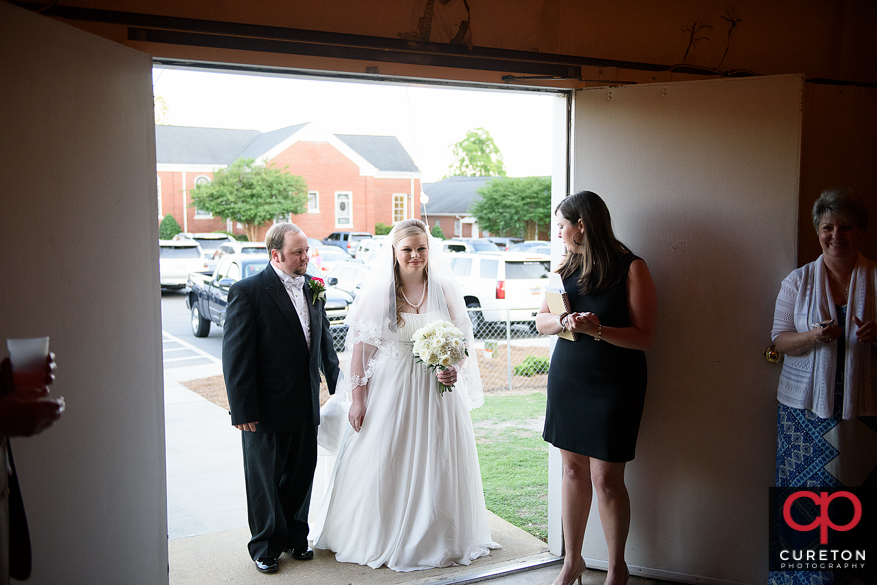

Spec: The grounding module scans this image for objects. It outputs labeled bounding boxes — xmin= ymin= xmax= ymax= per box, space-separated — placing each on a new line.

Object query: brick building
xmin=156 ymin=122 xmax=422 ymax=241
xmin=420 ymin=175 xmax=488 ymax=239
xmin=422 ymin=175 xmax=550 ymax=240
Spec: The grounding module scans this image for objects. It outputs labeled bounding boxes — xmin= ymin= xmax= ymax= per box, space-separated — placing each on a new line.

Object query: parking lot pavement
xmin=164 ymin=364 xmax=248 ymax=539
xmin=164 ymin=361 xmax=337 ymax=540
xmin=163 ymin=331 xmax=220 ymax=369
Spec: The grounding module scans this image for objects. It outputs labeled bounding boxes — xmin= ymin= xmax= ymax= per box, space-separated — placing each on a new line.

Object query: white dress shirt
xmin=272 ymin=264 xmax=310 ymax=350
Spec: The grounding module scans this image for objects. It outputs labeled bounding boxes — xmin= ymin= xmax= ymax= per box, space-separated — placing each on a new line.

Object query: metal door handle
xmin=765 ymin=345 xmax=781 ymax=363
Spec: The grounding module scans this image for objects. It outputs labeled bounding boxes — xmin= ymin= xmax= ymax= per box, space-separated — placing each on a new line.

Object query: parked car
xmin=310 ymin=245 xmax=354 ymax=276
xmin=486 ymin=236 xmax=524 ymax=251
xmin=442 ymin=241 xmax=476 ymax=254
xmin=325 ymin=262 xmax=371 ymax=299
xmin=186 ymin=254 xmax=350 ymax=339
xmin=308 ymin=237 xmax=344 ymax=253
xmin=322 ymin=231 xmax=373 ymax=255
xmin=508 ymin=242 xmax=552 ymax=256
xmin=447 ymin=252 xmax=551 ymax=336
xmin=172 ymin=232 xmax=236 ymax=270
xmin=322 ymin=262 xmax=375 ymax=350
xmin=159 ymin=240 xmax=207 ymax=290
xmin=450 ymin=238 xmax=502 ymax=254
xmin=524 ymin=244 xmax=552 ymax=256
xmin=508 ymin=240 xmax=550 ymax=252
xmin=212 ymin=241 xmax=268 ymax=261
xmin=354 ymin=238 xmax=385 ymax=263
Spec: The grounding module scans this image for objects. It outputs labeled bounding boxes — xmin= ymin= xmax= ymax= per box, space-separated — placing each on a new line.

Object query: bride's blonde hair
xmin=392 ymin=219 xmax=429 ymax=326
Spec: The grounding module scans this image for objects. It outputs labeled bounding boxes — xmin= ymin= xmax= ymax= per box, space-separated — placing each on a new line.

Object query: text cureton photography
xmin=769 ymin=487 xmax=874 ymax=572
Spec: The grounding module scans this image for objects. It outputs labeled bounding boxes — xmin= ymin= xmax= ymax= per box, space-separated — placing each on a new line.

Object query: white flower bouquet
xmin=411 ymin=320 xmax=469 ymax=395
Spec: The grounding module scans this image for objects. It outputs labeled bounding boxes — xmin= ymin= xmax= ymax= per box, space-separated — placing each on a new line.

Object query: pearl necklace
xmin=401 ymin=281 xmax=427 ymax=309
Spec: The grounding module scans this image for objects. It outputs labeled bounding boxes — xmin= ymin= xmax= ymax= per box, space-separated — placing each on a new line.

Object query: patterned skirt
xmin=770 ymin=307 xmax=877 ymax=585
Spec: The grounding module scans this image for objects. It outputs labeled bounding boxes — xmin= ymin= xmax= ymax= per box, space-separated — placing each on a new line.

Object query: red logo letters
xmin=783 ymin=491 xmax=862 ymax=545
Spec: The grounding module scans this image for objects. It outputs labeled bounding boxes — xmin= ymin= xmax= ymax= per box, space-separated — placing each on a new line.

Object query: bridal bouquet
xmin=411 ymin=320 xmax=468 ymax=395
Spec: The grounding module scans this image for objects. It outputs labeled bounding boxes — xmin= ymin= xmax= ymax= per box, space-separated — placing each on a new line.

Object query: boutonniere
xmin=309 ymin=277 xmax=327 ymax=305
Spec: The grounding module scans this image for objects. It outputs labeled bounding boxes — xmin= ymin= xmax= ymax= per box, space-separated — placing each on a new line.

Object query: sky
xmin=152 ymin=67 xmax=559 ymax=183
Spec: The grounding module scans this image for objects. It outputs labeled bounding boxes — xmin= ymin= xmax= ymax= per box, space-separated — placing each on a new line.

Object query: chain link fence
xmin=327 ymin=307 xmax=549 ymax=394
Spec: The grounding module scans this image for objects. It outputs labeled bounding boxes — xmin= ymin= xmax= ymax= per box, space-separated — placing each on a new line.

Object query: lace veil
xmin=339 ymin=221 xmax=484 ymax=410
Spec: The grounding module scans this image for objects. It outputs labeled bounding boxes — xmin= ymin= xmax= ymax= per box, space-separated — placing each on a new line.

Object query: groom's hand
xmin=235 ymin=421 xmax=258 ymax=432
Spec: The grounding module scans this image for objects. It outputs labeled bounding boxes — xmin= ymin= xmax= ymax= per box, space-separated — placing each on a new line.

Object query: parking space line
xmin=163 ymin=355 xmax=210 ymax=363
xmin=161 ymin=331 xmax=222 ymax=364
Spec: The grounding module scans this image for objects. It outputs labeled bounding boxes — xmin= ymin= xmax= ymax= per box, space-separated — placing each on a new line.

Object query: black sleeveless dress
xmin=543 ymin=254 xmax=648 ymax=462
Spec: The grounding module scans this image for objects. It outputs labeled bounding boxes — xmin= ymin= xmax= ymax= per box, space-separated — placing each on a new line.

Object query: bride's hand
xmin=436 ymin=366 xmax=457 ymax=386
xmin=348 ymin=399 xmax=366 ymax=433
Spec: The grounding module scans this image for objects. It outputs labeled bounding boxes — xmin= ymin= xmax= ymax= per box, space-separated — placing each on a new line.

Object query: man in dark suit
xmin=222 ymin=222 xmax=340 ymax=574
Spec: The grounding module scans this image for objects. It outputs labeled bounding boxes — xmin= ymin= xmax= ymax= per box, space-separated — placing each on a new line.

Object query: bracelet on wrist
xmin=594 ymin=324 xmax=602 ymax=342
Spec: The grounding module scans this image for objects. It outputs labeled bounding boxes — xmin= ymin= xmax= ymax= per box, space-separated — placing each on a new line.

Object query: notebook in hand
xmin=546 ymin=274 xmax=577 ymax=341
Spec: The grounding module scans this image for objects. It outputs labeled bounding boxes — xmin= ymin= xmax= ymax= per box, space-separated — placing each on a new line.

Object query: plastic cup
xmin=7 ymin=337 xmax=49 ymax=392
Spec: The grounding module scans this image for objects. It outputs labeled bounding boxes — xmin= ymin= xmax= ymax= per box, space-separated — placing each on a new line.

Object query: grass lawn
xmin=471 ymin=392 xmax=548 ymax=541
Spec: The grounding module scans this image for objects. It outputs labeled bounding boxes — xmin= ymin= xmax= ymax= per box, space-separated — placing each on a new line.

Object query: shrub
xmin=431 ymin=225 xmax=446 ymax=239
xmin=513 ymin=355 xmax=549 ymax=377
xmin=375 ymin=222 xmax=392 ymax=236
xmin=159 ymin=215 xmax=182 ymax=240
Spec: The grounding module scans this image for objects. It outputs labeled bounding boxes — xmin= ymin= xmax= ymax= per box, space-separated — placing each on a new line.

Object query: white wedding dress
xmin=311 ymin=310 xmax=500 ymax=571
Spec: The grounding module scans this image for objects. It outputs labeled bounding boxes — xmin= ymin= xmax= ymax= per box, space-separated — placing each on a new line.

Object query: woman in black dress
xmin=536 ymin=191 xmax=657 ymax=585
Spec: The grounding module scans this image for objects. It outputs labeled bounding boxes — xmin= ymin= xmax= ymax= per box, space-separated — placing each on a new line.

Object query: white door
xmin=563 ymin=75 xmax=802 ymax=583
xmin=0 ymin=4 xmax=167 ymax=584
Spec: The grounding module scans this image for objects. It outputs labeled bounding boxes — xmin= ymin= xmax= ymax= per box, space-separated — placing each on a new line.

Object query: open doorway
xmin=156 ymin=65 xmax=569 ymax=582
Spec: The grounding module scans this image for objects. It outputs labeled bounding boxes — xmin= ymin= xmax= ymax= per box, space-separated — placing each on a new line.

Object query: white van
xmin=447 ymin=252 xmax=551 ymax=336
xmin=159 ymin=240 xmax=207 ymax=290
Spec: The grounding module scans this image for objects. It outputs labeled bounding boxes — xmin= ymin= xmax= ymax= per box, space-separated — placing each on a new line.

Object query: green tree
xmin=430 ymin=224 xmax=446 ymax=239
xmin=159 ymin=214 xmax=182 ymax=240
xmin=447 ymin=127 xmax=507 ymax=177
xmin=374 ymin=222 xmax=392 ymax=236
xmin=188 ymin=158 xmax=308 ymax=242
xmin=471 ymin=176 xmax=551 ymax=239
xmin=154 ymin=96 xmax=170 ymax=125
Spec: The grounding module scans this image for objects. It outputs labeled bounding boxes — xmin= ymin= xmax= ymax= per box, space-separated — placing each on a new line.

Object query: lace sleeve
xmin=338 ymin=337 xmax=392 ymax=403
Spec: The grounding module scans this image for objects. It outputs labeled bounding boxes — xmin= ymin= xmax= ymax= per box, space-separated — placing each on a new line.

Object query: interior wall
xmin=43 ymin=0 xmax=877 ymax=88
xmin=571 ymin=75 xmax=802 ymax=584
xmin=798 ymin=83 xmax=877 ymax=265
xmin=0 ymin=4 xmax=168 ymax=584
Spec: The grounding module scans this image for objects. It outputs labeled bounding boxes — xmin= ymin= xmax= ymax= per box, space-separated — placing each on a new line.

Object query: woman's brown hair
xmin=555 ymin=191 xmax=631 ymax=295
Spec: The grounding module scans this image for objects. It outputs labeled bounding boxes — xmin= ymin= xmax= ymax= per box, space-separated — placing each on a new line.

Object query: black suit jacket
xmin=222 ymin=265 xmax=339 ymax=432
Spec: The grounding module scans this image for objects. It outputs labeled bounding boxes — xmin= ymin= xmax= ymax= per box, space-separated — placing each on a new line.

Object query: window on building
xmin=335 ymin=192 xmax=352 ymax=227
xmin=393 ymin=193 xmax=406 ymax=223
xmin=308 ymin=191 xmax=319 ymax=213
xmin=193 ymin=175 xmax=212 ymax=219
xmin=157 ymin=176 xmax=162 ymax=220
xmin=454 ymin=218 xmax=462 ymax=237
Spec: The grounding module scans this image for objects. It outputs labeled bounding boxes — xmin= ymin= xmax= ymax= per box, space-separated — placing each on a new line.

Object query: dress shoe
xmin=552 ymin=556 xmax=586 ymax=585
xmin=254 ymin=557 xmax=279 ymax=573
xmin=286 ymin=546 xmax=314 ymax=561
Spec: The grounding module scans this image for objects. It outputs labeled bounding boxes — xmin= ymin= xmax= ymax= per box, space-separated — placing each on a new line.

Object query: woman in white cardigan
xmin=770 ymin=188 xmax=876 ymax=585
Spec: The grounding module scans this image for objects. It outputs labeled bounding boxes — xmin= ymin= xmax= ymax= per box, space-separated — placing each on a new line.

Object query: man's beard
xmin=278 ymin=251 xmax=308 ymax=275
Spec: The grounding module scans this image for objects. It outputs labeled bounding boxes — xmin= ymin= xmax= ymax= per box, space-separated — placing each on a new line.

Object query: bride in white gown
xmin=311 ymin=219 xmax=499 ymax=572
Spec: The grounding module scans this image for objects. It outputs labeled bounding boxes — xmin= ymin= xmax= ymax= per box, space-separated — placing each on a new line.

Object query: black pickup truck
xmin=185 ymin=254 xmax=351 ymax=346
